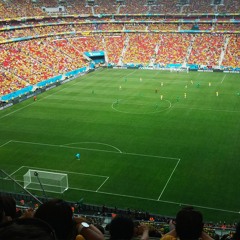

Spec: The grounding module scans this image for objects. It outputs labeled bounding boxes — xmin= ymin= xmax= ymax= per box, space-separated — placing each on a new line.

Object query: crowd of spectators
xmin=150 ymin=0 xmax=181 ymax=14
xmin=148 ymin=23 xmax=178 ymax=31
xmin=0 ymin=1 xmax=239 ymax=97
xmin=124 ymin=23 xmax=147 ymax=31
xmin=0 ymin=0 xmax=239 ymax=18
xmin=94 ymin=0 xmax=118 ymax=14
xmin=182 ymin=0 xmax=215 ymax=14
xmin=64 ymin=0 xmax=92 ymax=14
xmin=123 ymin=33 xmax=159 ymax=64
xmin=222 ymin=35 xmax=240 ymax=68
xmin=155 ymin=33 xmax=192 ymax=65
xmin=1 ymin=20 xmax=238 ymax=43
xmin=1 ymin=194 xmax=239 ymax=240
xmin=104 ymin=35 xmax=125 ymax=64
xmin=0 ymin=29 xmax=239 ymax=96
xmin=188 ymin=33 xmax=225 ymax=66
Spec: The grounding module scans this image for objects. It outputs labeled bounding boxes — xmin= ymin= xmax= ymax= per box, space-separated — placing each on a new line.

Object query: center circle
xmin=112 ymin=98 xmax=171 ymax=114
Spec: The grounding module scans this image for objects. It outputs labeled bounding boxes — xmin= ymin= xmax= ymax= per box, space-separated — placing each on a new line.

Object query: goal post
xmin=23 ymin=169 xmax=68 ymax=194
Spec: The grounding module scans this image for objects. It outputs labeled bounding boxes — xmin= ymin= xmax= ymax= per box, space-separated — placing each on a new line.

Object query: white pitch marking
xmin=221 ymin=74 xmax=226 ymax=84
xmin=9 ymin=166 xmax=25 ymax=177
xmin=124 ymin=151 xmax=179 ymax=161
xmin=12 ymin=140 xmax=179 ymax=161
xmin=158 ymin=159 xmax=181 ymax=200
xmin=22 ymin=166 xmax=109 ymax=178
xmin=0 ymin=140 xmax=12 ymax=148
xmin=64 ymin=142 xmax=122 ymax=153
xmin=8 ymin=176 xmax=238 ymax=214
xmin=95 ymin=190 xmax=238 ymax=214
xmin=96 ymin=177 xmax=109 ymax=192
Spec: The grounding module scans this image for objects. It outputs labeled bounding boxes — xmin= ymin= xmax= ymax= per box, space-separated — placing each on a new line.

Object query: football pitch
xmin=0 ymin=68 xmax=240 ymax=223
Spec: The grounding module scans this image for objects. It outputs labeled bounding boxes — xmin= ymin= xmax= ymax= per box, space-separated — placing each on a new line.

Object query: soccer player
xmin=209 ymin=82 xmax=211 ymax=87
xmin=76 ymin=153 xmax=80 ymax=160
xmin=184 ymin=93 xmax=187 ymax=98
xmin=33 ymin=96 xmax=37 ymax=101
xmin=216 ymin=91 xmax=219 ymax=97
xmin=160 ymin=95 xmax=163 ymax=100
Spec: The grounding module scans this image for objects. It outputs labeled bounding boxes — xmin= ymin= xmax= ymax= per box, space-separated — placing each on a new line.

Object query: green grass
xmin=0 ymin=69 xmax=240 ymax=223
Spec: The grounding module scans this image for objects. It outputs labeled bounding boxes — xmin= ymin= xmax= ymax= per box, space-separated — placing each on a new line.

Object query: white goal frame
xmin=23 ymin=169 xmax=68 ymax=194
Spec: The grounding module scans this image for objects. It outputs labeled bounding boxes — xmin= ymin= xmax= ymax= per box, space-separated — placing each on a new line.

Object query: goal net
xmin=23 ymin=169 xmax=68 ymax=194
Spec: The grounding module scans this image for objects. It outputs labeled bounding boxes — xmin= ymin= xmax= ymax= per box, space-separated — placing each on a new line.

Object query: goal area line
xmin=6 ymin=165 xmax=239 ymax=215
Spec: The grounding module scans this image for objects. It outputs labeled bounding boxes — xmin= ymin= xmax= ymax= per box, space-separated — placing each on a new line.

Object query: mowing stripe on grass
xmin=0 ymin=70 xmax=103 ymax=119
xmin=172 ymin=106 xmax=240 ymax=113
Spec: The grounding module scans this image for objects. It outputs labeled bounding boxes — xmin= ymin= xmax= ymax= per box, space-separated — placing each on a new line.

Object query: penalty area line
xmin=158 ymin=159 xmax=181 ymax=200
xmin=11 ymin=140 xmax=179 ymax=161
xmin=96 ymin=177 xmax=109 ymax=192
xmin=9 ymin=166 xmax=25 ymax=177
xmin=0 ymin=140 xmax=12 ymax=148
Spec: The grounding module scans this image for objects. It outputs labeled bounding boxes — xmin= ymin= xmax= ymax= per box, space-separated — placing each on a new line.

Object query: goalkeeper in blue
xmin=76 ymin=153 xmax=80 ymax=160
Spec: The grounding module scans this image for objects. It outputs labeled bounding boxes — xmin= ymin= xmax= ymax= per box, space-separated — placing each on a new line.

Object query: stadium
xmin=0 ymin=0 xmax=239 ymax=239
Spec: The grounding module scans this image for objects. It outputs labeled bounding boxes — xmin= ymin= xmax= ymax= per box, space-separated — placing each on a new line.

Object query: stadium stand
xmin=188 ymin=34 xmax=225 ymax=67
xmin=155 ymin=33 xmax=193 ymax=65
xmin=0 ymin=0 xmax=240 ymax=237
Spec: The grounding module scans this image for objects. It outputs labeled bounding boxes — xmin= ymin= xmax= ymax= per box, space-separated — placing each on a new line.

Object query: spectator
xmin=109 ymin=215 xmax=135 ymax=240
xmin=74 ymin=215 xmax=105 ymax=240
xmin=0 ymin=195 xmax=17 ymax=220
xmin=0 ymin=197 xmax=4 ymax=224
xmin=34 ymin=199 xmax=104 ymax=240
xmin=0 ymin=217 xmax=56 ymax=240
xmin=34 ymin=199 xmax=75 ymax=240
xmin=161 ymin=207 xmax=213 ymax=240
xmin=232 ymin=222 xmax=240 ymax=240
xmin=109 ymin=215 xmax=149 ymax=240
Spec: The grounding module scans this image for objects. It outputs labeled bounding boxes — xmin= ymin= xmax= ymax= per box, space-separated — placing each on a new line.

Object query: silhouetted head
xmin=109 ymin=215 xmax=134 ymax=240
xmin=0 ymin=195 xmax=16 ymax=220
xmin=233 ymin=222 xmax=240 ymax=240
xmin=175 ymin=207 xmax=203 ymax=240
xmin=34 ymin=199 xmax=74 ymax=240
